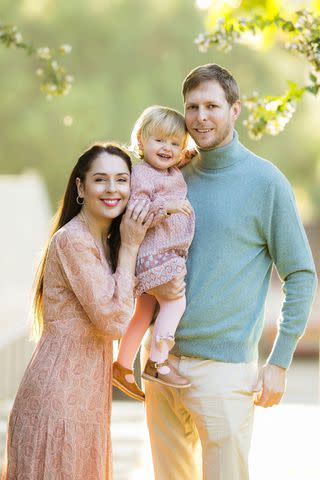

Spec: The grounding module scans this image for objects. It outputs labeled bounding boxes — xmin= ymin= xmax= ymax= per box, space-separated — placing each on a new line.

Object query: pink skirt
xmin=135 ymin=250 xmax=187 ymax=296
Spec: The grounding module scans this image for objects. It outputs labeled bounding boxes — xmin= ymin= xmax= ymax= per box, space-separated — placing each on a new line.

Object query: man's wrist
xmin=267 ymin=362 xmax=287 ymax=372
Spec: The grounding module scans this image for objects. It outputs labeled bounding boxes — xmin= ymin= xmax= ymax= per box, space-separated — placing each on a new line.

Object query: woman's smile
xmin=100 ymin=198 xmax=122 ymax=207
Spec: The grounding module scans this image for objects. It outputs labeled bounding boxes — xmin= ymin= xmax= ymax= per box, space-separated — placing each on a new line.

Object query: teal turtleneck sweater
xmin=172 ymin=131 xmax=317 ymax=368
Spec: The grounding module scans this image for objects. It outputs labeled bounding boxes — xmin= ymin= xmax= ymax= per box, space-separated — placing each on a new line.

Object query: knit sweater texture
xmin=171 ymin=131 xmax=317 ymax=368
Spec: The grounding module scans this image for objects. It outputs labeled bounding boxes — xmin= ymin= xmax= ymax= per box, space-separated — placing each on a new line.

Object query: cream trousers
xmin=141 ymin=347 xmax=258 ymax=480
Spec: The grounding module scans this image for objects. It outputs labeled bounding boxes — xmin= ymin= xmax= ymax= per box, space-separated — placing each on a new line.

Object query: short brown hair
xmin=182 ymin=64 xmax=240 ymax=106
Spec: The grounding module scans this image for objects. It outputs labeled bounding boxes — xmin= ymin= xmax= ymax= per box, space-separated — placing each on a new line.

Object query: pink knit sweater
xmin=130 ymin=161 xmax=195 ymax=296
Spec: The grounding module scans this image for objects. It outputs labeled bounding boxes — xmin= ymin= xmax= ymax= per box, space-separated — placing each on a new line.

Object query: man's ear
xmin=76 ymin=177 xmax=84 ymax=197
xmin=231 ymin=100 xmax=241 ymax=121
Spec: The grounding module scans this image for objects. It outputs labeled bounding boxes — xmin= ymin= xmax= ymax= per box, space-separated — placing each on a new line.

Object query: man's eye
xmin=117 ymin=178 xmax=127 ymax=182
xmin=208 ymin=105 xmax=217 ymax=109
xmin=95 ymin=178 xmax=105 ymax=182
xmin=187 ymin=106 xmax=196 ymax=110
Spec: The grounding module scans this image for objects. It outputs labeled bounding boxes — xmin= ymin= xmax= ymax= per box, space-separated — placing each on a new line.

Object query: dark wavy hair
xmin=32 ymin=142 xmax=132 ymax=339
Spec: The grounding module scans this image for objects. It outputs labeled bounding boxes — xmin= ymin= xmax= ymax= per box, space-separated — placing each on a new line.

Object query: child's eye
xmin=208 ymin=104 xmax=217 ymax=109
xmin=155 ymin=138 xmax=163 ymax=142
xmin=187 ymin=105 xmax=196 ymax=110
xmin=95 ymin=178 xmax=105 ymax=182
xmin=117 ymin=178 xmax=127 ymax=182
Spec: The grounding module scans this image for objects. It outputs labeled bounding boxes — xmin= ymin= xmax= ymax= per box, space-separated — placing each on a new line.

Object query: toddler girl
xmin=113 ymin=106 xmax=195 ymax=401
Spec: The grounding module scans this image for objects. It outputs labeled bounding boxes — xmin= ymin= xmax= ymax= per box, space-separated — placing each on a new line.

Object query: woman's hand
xmin=166 ymin=199 xmax=193 ymax=215
xmin=120 ymin=199 xmax=154 ymax=249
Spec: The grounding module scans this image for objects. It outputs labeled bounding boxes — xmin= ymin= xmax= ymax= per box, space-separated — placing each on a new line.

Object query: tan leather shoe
xmin=142 ymin=359 xmax=191 ymax=388
xmin=112 ymin=362 xmax=145 ymax=402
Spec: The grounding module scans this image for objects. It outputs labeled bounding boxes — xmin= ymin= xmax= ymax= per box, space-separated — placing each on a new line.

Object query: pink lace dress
xmin=130 ymin=161 xmax=195 ymax=296
xmin=1 ymin=215 xmax=136 ymax=480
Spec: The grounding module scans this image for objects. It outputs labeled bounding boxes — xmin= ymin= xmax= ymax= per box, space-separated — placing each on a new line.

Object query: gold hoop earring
xmin=76 ymin=195 xmax=84 ymax=205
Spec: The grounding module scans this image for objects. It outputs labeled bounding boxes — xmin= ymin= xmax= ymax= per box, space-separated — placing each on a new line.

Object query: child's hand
xmin=166 ymin=199 xmax=193 ymax=215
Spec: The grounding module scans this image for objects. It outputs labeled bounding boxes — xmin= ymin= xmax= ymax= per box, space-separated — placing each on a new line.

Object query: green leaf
xmin=309 ymin=73 xmax=317 ymax=83
xmin=287 ymin=80 xmax=298 ymax=89
xmin=305 ymin=85 xmax=320 ymax=95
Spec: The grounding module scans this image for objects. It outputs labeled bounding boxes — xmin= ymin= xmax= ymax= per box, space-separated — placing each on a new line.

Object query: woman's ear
xmin=76 ymin=177 xmax=84 ymax=198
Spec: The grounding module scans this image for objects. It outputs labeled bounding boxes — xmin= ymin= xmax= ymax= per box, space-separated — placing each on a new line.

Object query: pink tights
xmin=117 ymin=293 xmax=186 ymax=369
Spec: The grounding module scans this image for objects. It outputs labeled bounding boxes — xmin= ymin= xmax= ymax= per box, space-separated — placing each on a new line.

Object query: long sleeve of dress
xmin=129 ymin=163 xmax=169 ymax=227
xmin=53 ymin=229 xmax=136 ymax=339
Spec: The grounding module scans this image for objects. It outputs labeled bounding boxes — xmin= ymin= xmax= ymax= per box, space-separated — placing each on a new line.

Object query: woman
xmin=1 ymin=142 xmax=153 ymax=479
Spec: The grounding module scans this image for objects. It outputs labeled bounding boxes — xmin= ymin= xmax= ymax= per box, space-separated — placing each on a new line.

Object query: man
xmin=142 ymin=64 xmax=317 ymax=480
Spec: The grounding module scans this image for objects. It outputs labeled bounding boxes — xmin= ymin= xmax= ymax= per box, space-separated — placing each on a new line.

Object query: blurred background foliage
xmin=1 ymin=0 xmax=319 ymax=220
xmin=203 ymin=0 xmax=320 ymax=29
xmin=197 ymin=3 xmax=320 ymax=139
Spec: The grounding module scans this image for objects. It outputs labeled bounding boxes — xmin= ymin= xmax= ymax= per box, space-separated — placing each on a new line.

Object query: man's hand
xmin=146 ymin=272 xmax=186 ymax=300
xmin=254 ymin=363 xmax=287 ymax=408
xmin=177 ymin=148 xmax=197 ymax=168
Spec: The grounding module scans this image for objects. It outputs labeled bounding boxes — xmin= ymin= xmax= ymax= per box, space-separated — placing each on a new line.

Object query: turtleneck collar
xmin=194 ymin=130 xmax=247 ymax=171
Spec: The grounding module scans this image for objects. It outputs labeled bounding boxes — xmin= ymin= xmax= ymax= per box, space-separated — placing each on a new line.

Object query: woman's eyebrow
xmin=92 ymin=172 xmax=130 ymax=176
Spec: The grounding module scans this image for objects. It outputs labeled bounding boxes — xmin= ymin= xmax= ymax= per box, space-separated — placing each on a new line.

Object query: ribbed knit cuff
xmin=267 ymin=332 xmax=300 ymax=369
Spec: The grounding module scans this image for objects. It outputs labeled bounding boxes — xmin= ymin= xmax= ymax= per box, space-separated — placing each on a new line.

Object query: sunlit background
xmin=0 ymin=0 xmax=319 ymax=478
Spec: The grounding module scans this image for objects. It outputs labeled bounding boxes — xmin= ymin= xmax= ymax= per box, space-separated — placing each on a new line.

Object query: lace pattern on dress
xmin=136 ymin=250 xmax=186 ymax=275
xmin=135 ymin=255 xmax=187 ymax=297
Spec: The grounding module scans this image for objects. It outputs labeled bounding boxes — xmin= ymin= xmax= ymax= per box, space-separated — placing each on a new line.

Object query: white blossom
xmin=51 ymin=60 xmax=59 ymax=71
xmin=60 ymin=44 xmax=72 ymax=54
xmin=37 ymin=47 xmax=51 ymax=60
xmin=14 ymin=33 xmax=23 ymax=44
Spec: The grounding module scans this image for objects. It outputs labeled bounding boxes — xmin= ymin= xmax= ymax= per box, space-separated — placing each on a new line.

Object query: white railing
xmin=0 ymin=171 xmax=51 ymax=401
xmin=0 ymin=333 xmax=35 ymax=402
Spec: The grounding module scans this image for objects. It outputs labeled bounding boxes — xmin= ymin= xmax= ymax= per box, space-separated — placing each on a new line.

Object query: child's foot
xmin=142 ymin=359 xmax=191 ymax=388
xmin=112 ymin=361 xmax=145 ymax=402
